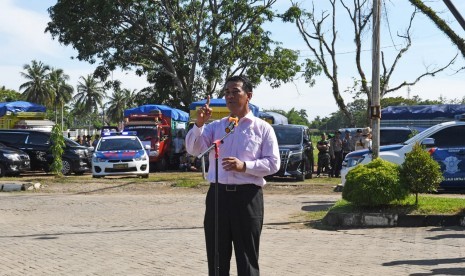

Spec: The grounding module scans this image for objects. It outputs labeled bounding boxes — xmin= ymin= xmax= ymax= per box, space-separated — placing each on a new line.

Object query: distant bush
xmin=342 ymin=158 xmax=408 ymax=206
xmin=399 ymin=142 xmax=443 ymax=205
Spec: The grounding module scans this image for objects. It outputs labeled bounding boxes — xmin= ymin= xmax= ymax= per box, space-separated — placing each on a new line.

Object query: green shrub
xmin=399 ymin=142 xmax=443 ymax=205
xmin=50 ymin=124 xmax=65 ymax=177
xmin=342 ymin=158 xmax=408 ymax=206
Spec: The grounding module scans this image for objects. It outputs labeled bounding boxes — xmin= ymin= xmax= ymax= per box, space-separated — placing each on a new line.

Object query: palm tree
xmin=19 ymin=60 xmax=52 ymax=107
xmin=74 ymin=75 xmax=105 ymax=114
xmin=106 ymin=88 xmax=138 ymax=124
xmin=48 ymin=68 xmax=74 ymax=125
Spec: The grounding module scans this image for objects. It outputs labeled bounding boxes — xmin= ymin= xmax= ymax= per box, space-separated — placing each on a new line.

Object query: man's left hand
xmin=221 ymin=157 xmax=246 ymax=172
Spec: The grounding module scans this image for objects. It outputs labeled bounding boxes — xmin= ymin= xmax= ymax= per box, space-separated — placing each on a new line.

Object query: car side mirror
xmin=88 ymin=146 xmax=95 ymax=152
xmin=421 ymin=138 xmax=435 ymax=147
xmin=144 ymin=144 xmax=151 ymax=150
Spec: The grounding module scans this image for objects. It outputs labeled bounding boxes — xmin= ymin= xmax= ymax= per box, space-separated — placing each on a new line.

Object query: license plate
xmin=113 ymin=163 xmax=128 ymax=169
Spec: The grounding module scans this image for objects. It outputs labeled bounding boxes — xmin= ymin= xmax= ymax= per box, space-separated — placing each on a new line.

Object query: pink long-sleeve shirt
xmin=185 ymin=112 xmax=280 ymax=187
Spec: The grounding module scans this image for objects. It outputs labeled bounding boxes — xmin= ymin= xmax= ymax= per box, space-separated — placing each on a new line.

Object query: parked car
xmin=270 ymin=124 xmax=314 ymax=181
xmin=0 ymin=129 xmax=91 ymax=175
xmin=0 ymin=142 xmax=30 ymax=177
xmin=92 ymin=132 xmax=150 ymax=178
xmin=341 ymin=116 xmax=465 ymax=190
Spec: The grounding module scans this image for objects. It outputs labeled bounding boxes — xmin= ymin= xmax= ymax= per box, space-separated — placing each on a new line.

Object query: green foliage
xmin=0 ymin=86 xmax=22 ymax=102
xmin=399 ymin=142 xmax=443 ymax=204
xmin=342 ymin=158 xmax=409 ymax=206
xmin=50 ymin=124 xmax=65 ymax=176
xmin=46 ymin=0 xmax=304 ymax=110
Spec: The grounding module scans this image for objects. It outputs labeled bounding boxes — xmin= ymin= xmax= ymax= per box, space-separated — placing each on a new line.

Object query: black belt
xmin=210 ymin=183 xmax=261 ymax=192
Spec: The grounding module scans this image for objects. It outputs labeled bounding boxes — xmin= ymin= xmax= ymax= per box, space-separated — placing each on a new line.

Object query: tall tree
xmin=409 ymin=0 xmax=465 ymax=59
xmin=48 ymin=68 xmax=74 ymax=123
xmin=19 ymin=60 xmax=52 ymax=107
xmin=74 ymin=75 xmax=105 ymax=114
xmin=106 ymin=88 xmax=137 ymax=124
xmin=282 ymin=1 xmax=456 ymax=127
xmin=46 ymin=0 xmax=307 ymax=110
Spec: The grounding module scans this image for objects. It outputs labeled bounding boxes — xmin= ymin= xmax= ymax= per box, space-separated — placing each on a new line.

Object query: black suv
xmin=0 ymin=130 xmax=91 ymax=175
xmin=0 ymin=142 xmax=30 ymax=177
xmin=271 ymin=124 xmax=314 ymax=181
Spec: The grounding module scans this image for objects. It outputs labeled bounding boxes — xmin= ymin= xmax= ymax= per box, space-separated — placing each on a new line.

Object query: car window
xmin=0 ymin=132 xmax=28 ymax=144
xmin=27 ymin=133 xmax=50 ymax=145
xmin=273 ymin=127 xmax=302 ymax=145
xmin=429 ymin=125 xmax=465 ymax=148
xmin=98 ymin=138 xmax=142 ymax=151
xmin=380 ymin=129 xmax=412 ymax=145
xmin=64 ymin=137 xmax=81 ymax=147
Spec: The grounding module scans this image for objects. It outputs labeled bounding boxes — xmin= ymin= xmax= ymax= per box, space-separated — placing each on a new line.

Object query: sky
xmin=1 ymin=0 xmax=464 ymax=121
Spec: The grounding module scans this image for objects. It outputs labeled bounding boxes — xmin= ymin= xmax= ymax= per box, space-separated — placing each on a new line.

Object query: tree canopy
xmin=46 ymin=0 xmax=307 ymax=110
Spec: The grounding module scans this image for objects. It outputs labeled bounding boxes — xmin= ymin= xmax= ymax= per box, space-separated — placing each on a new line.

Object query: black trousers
xmin=204 ymin=184 xmax=264 ymax=276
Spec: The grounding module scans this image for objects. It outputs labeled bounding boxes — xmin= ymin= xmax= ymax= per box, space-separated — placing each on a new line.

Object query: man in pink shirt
xmin=186 ymin=75 xmax=280 ymax=276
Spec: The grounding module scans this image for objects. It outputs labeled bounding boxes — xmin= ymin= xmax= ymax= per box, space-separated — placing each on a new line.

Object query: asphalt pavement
xmin=1 ymin=190 xmax=465 ymax=275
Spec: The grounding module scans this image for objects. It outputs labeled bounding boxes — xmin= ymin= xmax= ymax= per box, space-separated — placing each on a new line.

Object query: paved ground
xmin=1 ymin=181 xmax=465 ymax=275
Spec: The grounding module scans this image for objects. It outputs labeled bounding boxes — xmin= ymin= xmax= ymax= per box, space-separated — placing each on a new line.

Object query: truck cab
xmin=124 ymin=113 xmax=171 ymax=170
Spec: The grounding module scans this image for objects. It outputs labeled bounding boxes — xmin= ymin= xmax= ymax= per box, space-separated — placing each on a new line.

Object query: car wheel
xmin=0 ymin=163 xmax=5 ymax=177
xmin=141 ymin=174 xmax=149 ymax=179
xmin=61 ymin=159 xmax=72 ymax=175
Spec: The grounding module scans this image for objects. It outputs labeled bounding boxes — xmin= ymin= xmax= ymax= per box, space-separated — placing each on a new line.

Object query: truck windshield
xmin=274 ymin=128 xmax=302 ymax=145
xmin=126 ymin=127 xmax=158 ymax=141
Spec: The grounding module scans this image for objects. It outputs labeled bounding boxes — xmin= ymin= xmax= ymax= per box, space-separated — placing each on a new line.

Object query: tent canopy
xmin=0 ymin=101 xmax=46 ymax=117
xmin=124 ymin=105 xmax=190 ymax=122
xmin=382 ymin=104 xmax=465 ymax=120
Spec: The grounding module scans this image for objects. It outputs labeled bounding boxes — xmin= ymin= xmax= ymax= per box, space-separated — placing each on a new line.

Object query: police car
xmin=92 ymin=132 xmax=150 ymax=178
xmin=341 ymin=117 xmax=465 ymax=190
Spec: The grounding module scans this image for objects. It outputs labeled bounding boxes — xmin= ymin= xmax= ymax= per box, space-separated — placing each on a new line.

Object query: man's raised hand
xmin=196 ymin=95 xmax=212 ymax=127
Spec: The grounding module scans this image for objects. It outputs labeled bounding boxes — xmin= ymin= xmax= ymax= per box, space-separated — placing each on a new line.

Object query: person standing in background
xmin=329 ymin=130 xmax=343 ymax=178
xmin=342 ymin=130 xmax=352 ymax=159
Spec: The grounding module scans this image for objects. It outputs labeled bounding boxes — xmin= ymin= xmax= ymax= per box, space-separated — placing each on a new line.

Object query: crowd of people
xmin=316 ymin=127 xmax=372 ymax=178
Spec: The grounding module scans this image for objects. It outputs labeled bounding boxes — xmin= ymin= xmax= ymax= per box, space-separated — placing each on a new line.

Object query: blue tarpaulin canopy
xmin=189 ymin=99 xmax=260 ymax=117
xmin=0 ymin=101 xmax=46 ymax=117
xmin=124 ymin=105 xmax=190 ymax=122
xmin=381 ymin=104 xmax=465 ymax=120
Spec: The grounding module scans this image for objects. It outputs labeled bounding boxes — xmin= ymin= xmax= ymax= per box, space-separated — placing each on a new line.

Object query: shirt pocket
xmin=242 ymin=134 xmax=262 ymax=153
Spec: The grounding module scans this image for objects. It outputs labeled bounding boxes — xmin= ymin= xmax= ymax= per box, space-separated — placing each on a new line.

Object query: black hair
xmin=226 ymin=75 xmax=253 ymax=92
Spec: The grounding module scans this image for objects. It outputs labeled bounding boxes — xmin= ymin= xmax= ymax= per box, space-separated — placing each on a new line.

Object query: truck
xmin=0 ymin=101 xmax=55 ymax=131
xmin=123 ymin=105 xmax=190 ymax=171
xmin=188 ymin=98 xmax=260 ymax=125
xmin=381 ymin=104 xmax=465 ymax=129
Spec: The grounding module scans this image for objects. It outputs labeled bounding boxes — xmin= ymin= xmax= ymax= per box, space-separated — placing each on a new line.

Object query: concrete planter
xmin=323 ymin=212 xmax=465 ymax=227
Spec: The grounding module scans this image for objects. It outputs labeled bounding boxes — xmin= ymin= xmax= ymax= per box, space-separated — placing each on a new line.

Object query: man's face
xmin=224 ymin=80 xmax=252 ymax=117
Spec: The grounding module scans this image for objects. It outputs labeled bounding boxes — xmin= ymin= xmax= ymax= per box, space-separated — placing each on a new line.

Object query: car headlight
xmin=288 ymin=150 xmax=303 ymax=162
xmin=134 ymin=155 xmax=147 ymax=161
xmin=92 ymin=155 xmax=107 ymax=163
xmin=74 ymin=149 xmax=87 ymax=157
xmin=342 ymin=156 xmax=365 ymax=168
xmin=3 ymin=153 xmax=21 ymax=161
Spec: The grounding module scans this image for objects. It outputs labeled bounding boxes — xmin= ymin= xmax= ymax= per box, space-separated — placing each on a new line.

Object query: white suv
xmin=341 ymin=119 xmax=465 ymax=190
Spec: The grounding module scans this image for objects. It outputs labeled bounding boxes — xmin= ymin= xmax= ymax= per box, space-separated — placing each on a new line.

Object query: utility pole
xmin=371 ymin=0 xmax=381 ymax=158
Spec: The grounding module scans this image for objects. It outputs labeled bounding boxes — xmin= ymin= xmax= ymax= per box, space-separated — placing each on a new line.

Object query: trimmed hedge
xmin=342 ymin=158 xmax=409 ymax=206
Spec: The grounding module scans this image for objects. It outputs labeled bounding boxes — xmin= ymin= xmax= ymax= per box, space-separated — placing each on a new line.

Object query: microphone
xmin=225 ymin=116 xmax=239 ymax=133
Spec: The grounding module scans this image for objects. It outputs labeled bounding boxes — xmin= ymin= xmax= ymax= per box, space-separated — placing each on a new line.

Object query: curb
xmin=323 ymin=212 xmax=465 ymax=227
